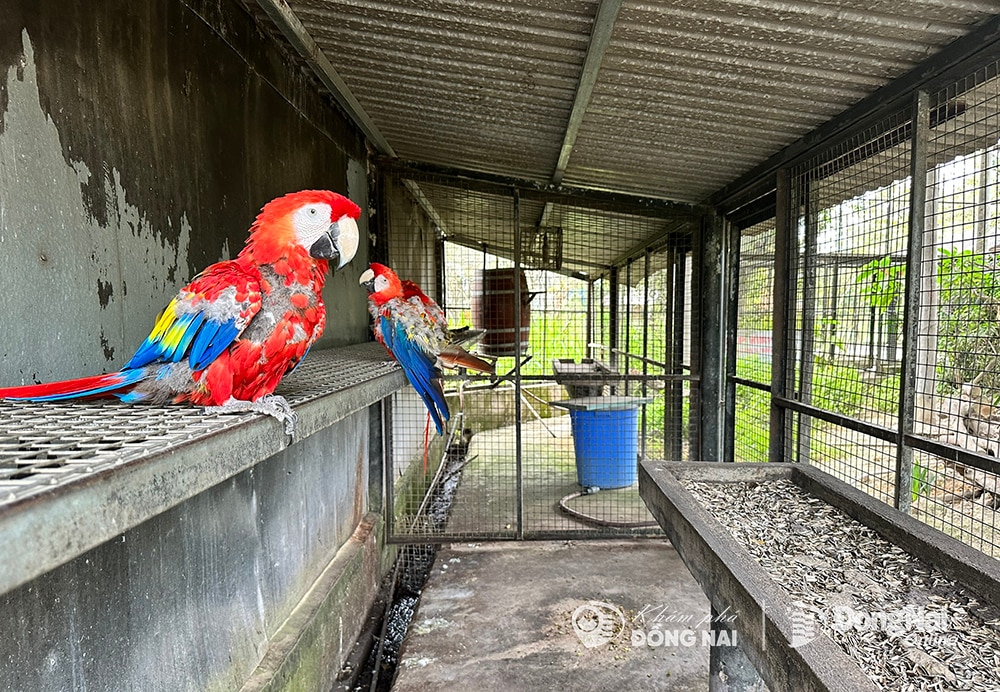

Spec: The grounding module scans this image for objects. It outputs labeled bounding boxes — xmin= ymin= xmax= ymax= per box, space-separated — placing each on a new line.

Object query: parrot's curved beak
xmin=359 ymin=267 xmax=376 ymax=294
xmin=310 ymin=216 xmax=360 ymax=271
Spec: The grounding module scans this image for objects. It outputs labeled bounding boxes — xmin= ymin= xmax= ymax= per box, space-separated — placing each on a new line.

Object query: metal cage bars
xmin=752 ymin=66 xmax=1000 ymax=556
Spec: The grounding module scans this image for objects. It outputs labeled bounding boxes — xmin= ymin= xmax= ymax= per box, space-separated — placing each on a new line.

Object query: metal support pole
xmin=896 ymin=90 xmax=930 ymax=512
xmin=700 ymin=210 xmax=726 ymax=461
xmin=642 ymin=250 xmax=651 ymax=459
xmin=513 ymin=189 xmax=524 ymax=538
xmin=435 ymin=234 xmax=446 ymax=310
xmin=625 ymin=260 xmax=633 ymax=396
xmin=586 ymin=279 xmax=594 ymax=356
xmin=724 ymin=220 xmax=741 ymax=463
xmin=664 ymin=246 xmax=677 ymax=458
xmin=796 ymin=181 xmax=819 ymax=465
xmin=770 ymin=169 xmax=793 ymax=463
xmin=609 ymin=267 xmax=620 ymax=377
xmin=672 ymin=248 xmax=687 ymax=460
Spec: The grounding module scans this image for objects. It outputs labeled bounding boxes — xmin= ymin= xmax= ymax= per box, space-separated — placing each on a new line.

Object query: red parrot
xmin=0 ymin=189 xmax=362 ymax=436
xmin=360 ymin=263 xmax=494 ymax=435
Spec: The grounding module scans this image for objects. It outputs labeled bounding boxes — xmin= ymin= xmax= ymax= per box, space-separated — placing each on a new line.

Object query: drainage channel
xmin=336 ymin=424 xmax=474 ymax=692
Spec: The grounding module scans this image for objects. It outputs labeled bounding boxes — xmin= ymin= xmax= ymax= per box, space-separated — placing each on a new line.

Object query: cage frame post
xmin=895 ymin=90 xmax=930 ymax=512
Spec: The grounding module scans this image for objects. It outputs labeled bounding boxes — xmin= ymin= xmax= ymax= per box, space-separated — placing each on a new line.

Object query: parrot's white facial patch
xmin=335 ymin=215 xmax=360 ymax=269
xmin=292 ymin=202 xmax=335 ymax=247
xmin=359 ymin=268 xmax=390 ymax=295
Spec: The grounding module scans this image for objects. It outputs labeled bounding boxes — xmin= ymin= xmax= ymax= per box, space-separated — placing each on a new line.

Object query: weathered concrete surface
xmin=0 ymin=0 xmax=371 ymax=387
xmin=392 ymin=540 xmax=711 ymax=691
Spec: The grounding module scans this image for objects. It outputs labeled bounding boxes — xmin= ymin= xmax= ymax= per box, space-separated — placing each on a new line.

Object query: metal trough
xmin=551 ymin=358 xmax=619 ymax=398
xmin=638 ymin=460 xmax=1000 ymax=691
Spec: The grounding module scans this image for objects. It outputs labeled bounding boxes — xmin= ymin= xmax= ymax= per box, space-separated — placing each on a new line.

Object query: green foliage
xmin=856 ymin=255 xmax=903 ymax=313
xmin=734 ymin=379 xmax=770 ymax=462
xmin=911 ymin=459 xmax=934 ymax=503
xmin=808 ymin=360 xmax=899 ymax=417
xmin=936 ymin=247 xmax=1000 ymax=390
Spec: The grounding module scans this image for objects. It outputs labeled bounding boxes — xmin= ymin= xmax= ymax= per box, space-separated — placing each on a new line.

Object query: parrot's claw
xmin=204 ymin=395 xmax=298 ymax=438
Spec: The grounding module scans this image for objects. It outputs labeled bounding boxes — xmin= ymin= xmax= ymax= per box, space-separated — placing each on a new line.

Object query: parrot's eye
xmin=309 ymin=207 xmax=317 ymax=215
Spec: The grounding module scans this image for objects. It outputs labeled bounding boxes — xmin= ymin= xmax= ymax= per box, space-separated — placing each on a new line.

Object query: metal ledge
xmin=0 ymin=342 xmax=405 ymax=596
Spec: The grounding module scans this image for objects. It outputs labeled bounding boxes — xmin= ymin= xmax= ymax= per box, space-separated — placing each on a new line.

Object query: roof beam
xmin=551 ymin=0 xmax=623 ymax=185
xmin=256 ymin=0 xmax=396 ymax=156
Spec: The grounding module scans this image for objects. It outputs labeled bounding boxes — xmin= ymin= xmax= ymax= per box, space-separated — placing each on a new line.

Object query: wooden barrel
xmin=471 ymin=268 xmax=532 ymax=357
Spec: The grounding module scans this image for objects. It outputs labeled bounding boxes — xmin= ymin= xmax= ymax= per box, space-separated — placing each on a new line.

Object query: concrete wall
xmin=383 ymin=177 xmax=440 ymax=298
xmin=0 ymin=1 xmax=389 ymax=689
xmin=0 ymin=0 xmax=372 ymax=386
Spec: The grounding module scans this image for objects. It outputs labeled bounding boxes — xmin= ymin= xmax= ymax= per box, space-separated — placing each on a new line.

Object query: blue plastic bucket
xmin=569 ymin=408 xmax=639 ymax=488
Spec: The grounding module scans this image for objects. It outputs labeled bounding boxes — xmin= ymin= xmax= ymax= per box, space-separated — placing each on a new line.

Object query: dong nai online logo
xmin=787 ymin=603 xmax=953 ymax=649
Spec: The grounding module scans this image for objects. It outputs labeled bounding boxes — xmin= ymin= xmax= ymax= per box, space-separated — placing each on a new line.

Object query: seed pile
xmin=684 ymin=479 xmax=1000 ymax=691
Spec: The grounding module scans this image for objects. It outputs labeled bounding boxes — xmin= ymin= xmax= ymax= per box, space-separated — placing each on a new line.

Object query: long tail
xmin=0 ymin=369 xmax=147 ymax=402
xmin=438 ymin=346 xmax=496 ymax=375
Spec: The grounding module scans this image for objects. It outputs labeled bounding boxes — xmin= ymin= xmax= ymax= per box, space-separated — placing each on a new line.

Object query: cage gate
xmin=378 ymin=167 xmax=701 ymax=542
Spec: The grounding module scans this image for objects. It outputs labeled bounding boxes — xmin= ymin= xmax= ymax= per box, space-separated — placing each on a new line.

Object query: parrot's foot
xmin=204 ymin=395 xmax=298 ymax=437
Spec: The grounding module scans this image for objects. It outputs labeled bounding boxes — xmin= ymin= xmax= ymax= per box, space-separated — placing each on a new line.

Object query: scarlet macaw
xmin=360 ymin=263 xmax=493 ymax=435
xmin=0 ymin=189 xmax=362 ymax=435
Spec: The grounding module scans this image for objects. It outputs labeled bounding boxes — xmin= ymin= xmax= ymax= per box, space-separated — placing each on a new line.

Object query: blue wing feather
xmin=189 ymin=320 xmax=240 ymax=371
xmin=123 ymin=263 xmax=262 ymax=373
xmin=168 ymin=312 xmax=206 ymax=362
xmin=380 ymin=314 xmax=448 ymax=434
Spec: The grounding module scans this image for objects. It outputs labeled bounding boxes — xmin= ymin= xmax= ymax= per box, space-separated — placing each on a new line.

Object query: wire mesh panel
xmin=905 ymin=66 xmax=1000 ymax=557
xmin=910 ymin=450 xmax=1000 ymax=558
xmin=380 ymin=169 xmax=697 ymax=541
xmin=759 ymin=59 xmax=1000 ymax=560
xmin=734 ymin=220 xmax=775 ymax=462
xmin=786 ymin=108 xmax=912 ymax=494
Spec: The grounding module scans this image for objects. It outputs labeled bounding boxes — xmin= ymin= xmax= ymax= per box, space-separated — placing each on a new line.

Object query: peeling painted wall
xmin=0 ymin=1 xmax=386 ymax=690
xmin=0 ymin=0 xmax=371 ymax=385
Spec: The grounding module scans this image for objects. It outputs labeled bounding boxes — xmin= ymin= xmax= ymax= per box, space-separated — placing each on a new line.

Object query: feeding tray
xmin=638 ymin=461 xmax=1000 ymax=691
xmin=551 ymin=358 xmax=620 ymax=398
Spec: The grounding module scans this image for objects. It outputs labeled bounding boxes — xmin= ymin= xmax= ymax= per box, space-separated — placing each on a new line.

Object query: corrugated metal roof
xmin=254 ymin=0 xmax=999 ymax=269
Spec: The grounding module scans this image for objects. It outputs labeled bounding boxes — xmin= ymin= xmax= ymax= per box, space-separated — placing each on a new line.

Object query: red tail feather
xmin=0 ymin=373 xmax=131 ymax=400
xmin=438 ymin=346 xmax=495 ymax=375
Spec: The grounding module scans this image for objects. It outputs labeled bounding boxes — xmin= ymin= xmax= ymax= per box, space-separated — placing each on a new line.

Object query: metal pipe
xmin=513 ymin=189 xmax=524 ymax=539
xmin=724 ymin=219 xmax=741 ymax=463
xmin=796 ymin=180 xmax=819 ymax=465
xmin=642 ymin=250 xmax=650 ymax=459
xmin=770 ymin=169 xmax=792 ymax=463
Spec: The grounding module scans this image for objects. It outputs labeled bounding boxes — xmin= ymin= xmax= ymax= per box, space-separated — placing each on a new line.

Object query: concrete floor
xmin=391 ymin=540 xmax=711 ymax=691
